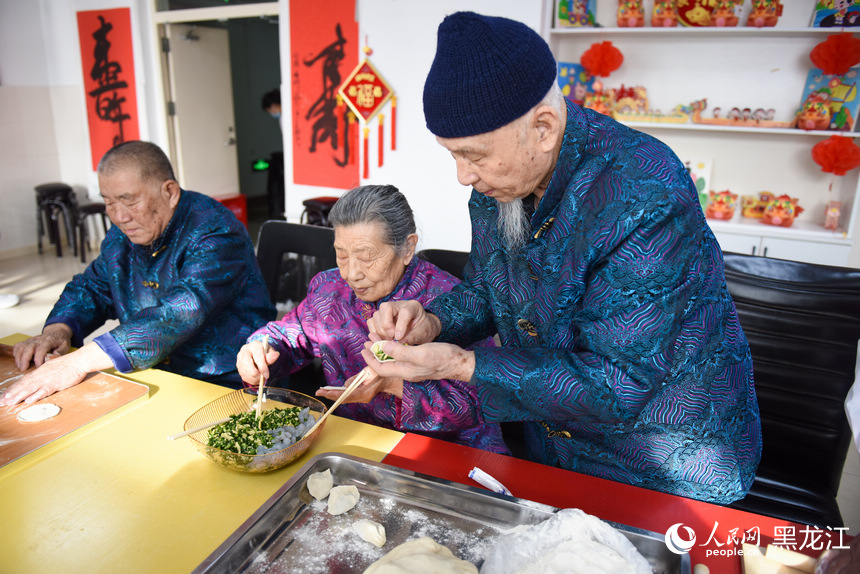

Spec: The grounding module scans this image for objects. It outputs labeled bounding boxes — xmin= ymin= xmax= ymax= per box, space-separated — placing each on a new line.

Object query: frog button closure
xmin=517 ymin=318 xmax=538 ymax=337
xmin=141 ymin=280 xmax=160 ymax=289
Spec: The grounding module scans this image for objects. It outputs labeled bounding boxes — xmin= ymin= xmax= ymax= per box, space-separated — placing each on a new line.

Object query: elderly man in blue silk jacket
xmin=363 ymin=12 xmax=761 ymax=505
xmin=2 ymin=141 xmax=275 ymax=406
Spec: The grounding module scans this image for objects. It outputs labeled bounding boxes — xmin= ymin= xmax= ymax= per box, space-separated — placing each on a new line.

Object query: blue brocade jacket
xmin=428 ymin=101 xmax=762 ymax=504
xmin=46 ymin=190 xmax=275 ymax=385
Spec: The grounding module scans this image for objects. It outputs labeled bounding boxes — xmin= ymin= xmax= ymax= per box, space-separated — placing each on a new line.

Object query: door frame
xmin=147 ymin=2 xmax=280 ymax=175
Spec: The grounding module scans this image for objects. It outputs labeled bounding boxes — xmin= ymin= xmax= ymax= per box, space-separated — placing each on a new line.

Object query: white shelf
xmin=621 ymin=121 xmax=858 ymax=138
xmin=707 ymin=218 xmax=851 ymax=244
xmin=550 ymin=26 xmax=848 ymax=37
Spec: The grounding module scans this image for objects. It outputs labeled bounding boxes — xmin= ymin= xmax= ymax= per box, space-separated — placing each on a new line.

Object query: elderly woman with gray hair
xmin=237 ymin=185 xmax=508 ymax=454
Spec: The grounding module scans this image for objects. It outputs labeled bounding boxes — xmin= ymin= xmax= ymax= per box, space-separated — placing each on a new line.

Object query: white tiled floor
xmin=1 ymin=248 xmax=858 ymax=534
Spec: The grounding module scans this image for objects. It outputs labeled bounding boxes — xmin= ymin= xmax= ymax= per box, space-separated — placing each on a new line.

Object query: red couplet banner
xmin=77 ymin=8 xmax=140 ymax=171
xmin=289 ymin=0 xmax=360 ymax=188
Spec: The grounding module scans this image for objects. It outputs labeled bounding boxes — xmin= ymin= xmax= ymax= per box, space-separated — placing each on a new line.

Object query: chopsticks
xmin=302 ymin=367 xmax=373 ymax=438
xmin=167 ymin=416 xmax=233 ymax=441
xmin=256 ymin=336 xmax=269 ymax=428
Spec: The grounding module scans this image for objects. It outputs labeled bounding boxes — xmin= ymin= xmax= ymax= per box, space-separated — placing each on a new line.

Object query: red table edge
xmin=383 ymin=433 xmax=849 ymax=573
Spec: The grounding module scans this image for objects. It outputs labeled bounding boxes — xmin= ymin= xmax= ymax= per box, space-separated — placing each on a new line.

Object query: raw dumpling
xmin=327 ymin=484 xmax=360 ymax=515
xmin=17 ymin=403 xmax=61 ymax=422
xmin=352 ymin=518 xmax=386 ymax=547
xmin=363 ymin=537 xmax=478 ymax=574
xmin=307 ymin=469 xmax=333 ymax=501
xmin=370 ymin=341 xmax=395 ymax=362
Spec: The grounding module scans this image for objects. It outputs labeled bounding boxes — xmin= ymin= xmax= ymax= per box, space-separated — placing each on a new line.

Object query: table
xmin=0 ymin=333 xmax=827 ymax=574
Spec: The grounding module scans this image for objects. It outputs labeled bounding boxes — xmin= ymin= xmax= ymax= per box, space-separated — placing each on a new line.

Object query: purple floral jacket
xmin=249 ymin=258 xmax=509 ymax=454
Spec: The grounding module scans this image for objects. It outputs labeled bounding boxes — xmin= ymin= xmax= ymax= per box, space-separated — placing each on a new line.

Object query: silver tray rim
xmin=194 ymin=451 xmax=692 ymax=573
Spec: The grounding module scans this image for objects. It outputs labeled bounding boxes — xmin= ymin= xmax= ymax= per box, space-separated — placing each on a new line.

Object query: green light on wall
xmin=252 ymin=159 xmax=270 ymax=171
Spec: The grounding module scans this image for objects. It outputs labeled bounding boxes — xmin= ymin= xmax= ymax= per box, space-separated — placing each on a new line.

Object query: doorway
xmin=154 ymin=3 xmax=281 ymax=231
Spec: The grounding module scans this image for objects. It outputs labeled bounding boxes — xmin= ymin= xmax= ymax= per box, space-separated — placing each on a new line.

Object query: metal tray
xmin=194 ymin=453 xmax=690 ymax=574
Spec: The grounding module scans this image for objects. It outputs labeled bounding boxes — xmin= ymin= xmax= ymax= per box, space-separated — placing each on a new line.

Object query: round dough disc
xmin=17 ymin=403 xmax=61 ymax=422
xmin=364 ymin=537 xmax=478 ymax=574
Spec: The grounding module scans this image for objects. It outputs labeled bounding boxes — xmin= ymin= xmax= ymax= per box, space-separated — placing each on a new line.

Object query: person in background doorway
xmin=261 ymin=88 xmax=285 ymax=220
xmin=1 ymin=141 xmax=275 ymax=407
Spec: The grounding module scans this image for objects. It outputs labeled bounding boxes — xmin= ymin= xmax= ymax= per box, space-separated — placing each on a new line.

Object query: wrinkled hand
xmin=817 ymin=535 xmax=860 ymax=573
xmin=13 ymin=324 xmax=73 ymax=371
xmin=315 ymin=369 xmax=403 ymax=403
xmin=366 ymin=301 xmax=441 ymax=345
xmin=360 ymin=340 xmax=475 ymax=384
xmin=236 ymin=340 xmax=281 ymax=387
xmin=1 ymin=349 xmax=93 ymax=407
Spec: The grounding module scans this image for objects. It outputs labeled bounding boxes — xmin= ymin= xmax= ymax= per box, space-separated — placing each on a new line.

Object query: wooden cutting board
xmin=0 ymin=353 xmax=150 ymax=468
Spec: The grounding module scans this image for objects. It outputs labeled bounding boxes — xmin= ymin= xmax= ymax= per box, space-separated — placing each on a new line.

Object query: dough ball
xmin=352 ymin=518 xmax=386 ymax=548
xmin=17 ymin=403 xmax=61 ymax=422
xmin=480 ymin=508 xmax=650 ymax=574
xmin=327 ymin=484 xmax=360 ymax=515
xmin=364 ymin=537 xmax=478 ymax=574
xmin=307 ymin=469 xmax=333 ymax=501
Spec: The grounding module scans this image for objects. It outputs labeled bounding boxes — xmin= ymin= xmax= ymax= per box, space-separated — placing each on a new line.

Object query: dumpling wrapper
xmin=327 ymin=484 xmax=360 ymax=515
xmin=307 ymin=469 xmax=333 ymax=501
xmin=17 ymin=403 xmax=61 ymax=422
xmin=364 ymin=537 xmax=478 ymax=574
xmin=352 ymin=518 xmax=386 ymax=547
xmin=370 ymin=341 xmax=395 ymax=362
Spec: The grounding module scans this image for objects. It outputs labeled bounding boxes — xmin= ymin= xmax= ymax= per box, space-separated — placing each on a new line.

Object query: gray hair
xmin=513 ymin=82 xmax=565 ymax=134
xmin=98 ymin=141 xmax=176 ymax=187
xmin=328 ymin=184 xmax=416 ymax=256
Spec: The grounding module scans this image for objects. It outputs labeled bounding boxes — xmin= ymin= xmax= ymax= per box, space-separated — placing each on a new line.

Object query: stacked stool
xmin=35 ymin=183 xmax=77 ymax=258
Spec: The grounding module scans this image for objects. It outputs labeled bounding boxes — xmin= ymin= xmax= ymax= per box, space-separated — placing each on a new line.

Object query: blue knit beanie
xmin=423 ymin=11 xmax=557 ymax=138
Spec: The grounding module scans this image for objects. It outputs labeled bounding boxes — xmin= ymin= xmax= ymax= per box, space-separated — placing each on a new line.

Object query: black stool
xmin=35 ymin=183 xmax=77 ymax=258
xmin=76 ymin=202 xmax=109 ymax=264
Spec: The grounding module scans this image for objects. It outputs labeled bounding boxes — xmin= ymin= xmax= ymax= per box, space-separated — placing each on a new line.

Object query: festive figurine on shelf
xmin=705 ymin=190 xmax=738 ymax=220
xmin=678 ymin=0 xmax=715 ymax=26
xmin=796 ymin=91 xmax=833 ymax=131
xmin=741 ymin=191 xmax=775 ymax=219
xmin=613 ymin=85 xmax=648 ymax=115
xmin=825 ymin=200 xmax=843 ymax=230
xmin=652 ymin=1 xmax=678 ymax=27
xmin=747 ymin=0 xmax=783 ymax=28
xmin=713 ymin=1 xmax=743 ymax=27
xmin=617 ymin=1 xmax=645 ymax=27
xmin=583 ymin=80 xmax=616 ymax=117
xmin=761 ymin=195 xmax=804 ymax=227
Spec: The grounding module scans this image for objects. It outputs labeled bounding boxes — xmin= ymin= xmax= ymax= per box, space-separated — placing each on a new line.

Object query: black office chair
xmin=255 ymin=220 xmax=338 ymax=395
xmin=256 ymin=220 xmax=337 ymax=306
xmin=418 ymin=248 xmax=470 ymax=280
xmin=723 ymin=252 xmax=860 ymax=527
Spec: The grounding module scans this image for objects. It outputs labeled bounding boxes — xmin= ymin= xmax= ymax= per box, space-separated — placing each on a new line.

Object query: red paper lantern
xmin=812 ymin=135 xmax=860 ymax=176
xmin=581 ymin=41 xmax=624 ymax=78
xmin=810 ymin=33 xmax=860 ymax=77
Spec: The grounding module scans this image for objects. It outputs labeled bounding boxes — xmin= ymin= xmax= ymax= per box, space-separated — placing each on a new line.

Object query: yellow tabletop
xmin=0 ymin=334 xmax=404 ymax=574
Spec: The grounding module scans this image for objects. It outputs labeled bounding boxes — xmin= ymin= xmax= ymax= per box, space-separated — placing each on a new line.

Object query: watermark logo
xmin=665 ymin=523 xmax=697 ymax=555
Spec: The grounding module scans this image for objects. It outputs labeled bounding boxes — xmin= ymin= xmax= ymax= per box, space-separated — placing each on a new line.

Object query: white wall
xmin=280 ymin=0 xmax=547 ymax=253
xmin=0 ymin=0 xmax=154 ymax=256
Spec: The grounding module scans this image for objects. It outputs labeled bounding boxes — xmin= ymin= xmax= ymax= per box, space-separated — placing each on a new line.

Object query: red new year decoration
xmin=77 ymin=8 xmax=140 ymax=171
xmin=812 ymin=135 xmax=860 ymax=176
xmin=810 ymin=33 xmax=860 ymax=77
xmin=581 ymin=41 xmax=624 ymax=78
xmin=339 ymin=50 xmax=396 ymax=178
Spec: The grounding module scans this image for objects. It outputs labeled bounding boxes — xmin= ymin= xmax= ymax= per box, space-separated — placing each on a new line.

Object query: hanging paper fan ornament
xmin=581 ymin=41 xmax=624 ymax=77
xmin=810 ymin=33 xmax=860 ymax=77
xmin=338 ymin=43 xmax=397 ymax=179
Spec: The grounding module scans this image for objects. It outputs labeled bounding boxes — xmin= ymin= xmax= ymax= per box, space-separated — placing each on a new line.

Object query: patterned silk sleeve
xmin=46 ymin=254 xmax=119 ymax=346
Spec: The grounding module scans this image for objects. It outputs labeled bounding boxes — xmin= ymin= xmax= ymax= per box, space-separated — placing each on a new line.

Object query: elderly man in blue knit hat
xmin=364 ymin=12 xmax=761 ymax=505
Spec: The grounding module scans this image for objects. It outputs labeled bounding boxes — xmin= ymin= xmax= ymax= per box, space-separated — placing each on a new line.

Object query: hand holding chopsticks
xmin=302 ymin=367 xmax=373 ymax=439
